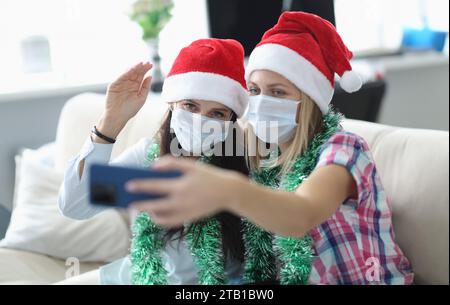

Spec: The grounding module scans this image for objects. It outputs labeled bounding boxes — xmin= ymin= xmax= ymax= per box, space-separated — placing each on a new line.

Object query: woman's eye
xmin=272 ymin=89 xmax=285 ymax=96
xmin=211 ymin=111 xmax=226 ymax=119
xmin=248 ymin=88 xmax=259 ymax=95
xmin=183 ymin=103 xmax=197 ymax=112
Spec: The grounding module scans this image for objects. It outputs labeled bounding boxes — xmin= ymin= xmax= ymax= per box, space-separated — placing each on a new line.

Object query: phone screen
xmin=91 ymin=183 xmax=118 ymax=206
xmin=89 ymin=164 xmax=182 ymax=208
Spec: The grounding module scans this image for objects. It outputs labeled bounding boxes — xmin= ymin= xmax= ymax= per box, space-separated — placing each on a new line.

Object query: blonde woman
xmin=127 ymin=12 xmax=413 ymax=284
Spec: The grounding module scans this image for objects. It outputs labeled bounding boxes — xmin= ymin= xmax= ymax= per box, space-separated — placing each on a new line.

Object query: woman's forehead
xmin=249 ymin=70 xmax=291 ymax=86
xmin=181 ymin=99 xmax=231 ymax=111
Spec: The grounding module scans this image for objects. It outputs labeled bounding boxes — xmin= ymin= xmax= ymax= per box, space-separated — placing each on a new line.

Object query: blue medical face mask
xmin=170 ymin=108 xmax=230 ymax=154
xmin=246 ymin=95 xmax=300 ymax=144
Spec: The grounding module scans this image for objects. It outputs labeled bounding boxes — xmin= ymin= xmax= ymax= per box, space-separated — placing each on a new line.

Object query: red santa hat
xmin=161 ymin=38 xmax=248 ymax=117
xmin=245 ymin=11 xmax=362 ymax=114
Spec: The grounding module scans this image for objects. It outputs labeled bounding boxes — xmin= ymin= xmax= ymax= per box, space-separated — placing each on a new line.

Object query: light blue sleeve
xmin=100 ymin=256 xmax=132 ymax=285
xmin=58 ymin=137 xmax=153 ymax=220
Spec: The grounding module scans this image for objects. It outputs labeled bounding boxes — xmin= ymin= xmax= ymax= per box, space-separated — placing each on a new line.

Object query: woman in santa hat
xmin=58 ymin=38 xmax=249 ymax=284
xmin=127 ymin=12 xmax=414 ymax=284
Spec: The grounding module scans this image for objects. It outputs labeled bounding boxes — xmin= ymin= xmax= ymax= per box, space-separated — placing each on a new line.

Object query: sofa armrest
xmin=0 ymin=205 xmax=11 ymax=240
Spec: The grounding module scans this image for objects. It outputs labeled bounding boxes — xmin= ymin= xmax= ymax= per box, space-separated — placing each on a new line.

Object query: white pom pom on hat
xmin=339 ymin=70 xmax=362 ymax=93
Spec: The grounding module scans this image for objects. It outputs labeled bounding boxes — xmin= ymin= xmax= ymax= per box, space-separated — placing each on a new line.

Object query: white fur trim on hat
xmin=161 ymin=71 xmax=248 ymax=117
xmin=339 ymin=70 xmax=362 ymax=93
xmin=245 ymin=43 xmax=334 ymax=114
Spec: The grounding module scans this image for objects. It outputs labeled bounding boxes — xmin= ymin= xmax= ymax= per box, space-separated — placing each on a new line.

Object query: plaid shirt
xmin=308 ymin=131 xmax=414 ymax=284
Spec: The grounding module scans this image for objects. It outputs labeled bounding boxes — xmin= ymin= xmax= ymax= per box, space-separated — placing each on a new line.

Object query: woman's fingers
xmin=129 ymin=199 xmax=187 ymax=228
xmin=117 ymin=62 xmax=152 ymax=84
xmin=136 ymin=62 xmax=153 ymax=84
xmin=152 ymin=156 xmax=196 ymax=173
xmin=126 ymin=178 xmax=176 ymax=194
xmin=152 ymin=215 xmax=184 ymax=228
xmin=130 ymin=198 xmax=173 ymax=214
xmin=153 ymin=209 xmax=203 ymax=228
xmin=132 ymin=63 xmax=152 ymax=96
xmin=139 ymin=62 xmax=152 ymax=73
xmin=138 ymin=75 xmax=152 ymax=98
xmin=117 ymin=62 xmax=142 ymax=82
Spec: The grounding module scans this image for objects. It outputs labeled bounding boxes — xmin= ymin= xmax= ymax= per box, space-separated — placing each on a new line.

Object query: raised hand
xmin=95 ymin=62 xmax=153 ymax=141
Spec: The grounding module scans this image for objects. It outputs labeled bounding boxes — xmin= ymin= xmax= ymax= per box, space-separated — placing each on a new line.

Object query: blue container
xmin=402 ymin=27 xmax=448 ymax=52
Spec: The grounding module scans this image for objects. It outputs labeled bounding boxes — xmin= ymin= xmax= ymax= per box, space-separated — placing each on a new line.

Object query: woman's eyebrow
xmin=267 ymin=83 xmax=288 ymax=88
xmin=184 ymin=99 xmax=199 ymax=105
xmin=209 ymin=107 xmax=229 ymax=112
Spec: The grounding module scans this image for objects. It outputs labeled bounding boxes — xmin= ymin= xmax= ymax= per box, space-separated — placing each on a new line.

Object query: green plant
xmin=130 ymin=0 xmax=173 ymax=41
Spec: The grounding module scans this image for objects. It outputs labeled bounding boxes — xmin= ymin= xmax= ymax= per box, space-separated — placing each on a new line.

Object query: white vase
xmin=146 ymin=38 xmax=164 ymax=92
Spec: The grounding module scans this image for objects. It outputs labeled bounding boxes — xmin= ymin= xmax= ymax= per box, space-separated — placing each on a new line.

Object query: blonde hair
xmin=246 ymin=92 xmax=323 ymax=176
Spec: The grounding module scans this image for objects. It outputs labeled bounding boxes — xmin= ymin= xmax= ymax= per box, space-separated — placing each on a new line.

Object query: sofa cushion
xmin=0 ymin=145 xmax=131 ymax=263
xmin=0 ymin=248 xmax=101 ymax=284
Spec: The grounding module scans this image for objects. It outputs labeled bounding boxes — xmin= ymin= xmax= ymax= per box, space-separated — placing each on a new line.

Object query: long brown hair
xmin=156 ymin=108 xmax=247 ymax=263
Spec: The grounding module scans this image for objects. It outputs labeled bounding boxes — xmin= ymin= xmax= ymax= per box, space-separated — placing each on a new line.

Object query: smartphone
xmin=89 ymin=163 xmax=182 ymax=208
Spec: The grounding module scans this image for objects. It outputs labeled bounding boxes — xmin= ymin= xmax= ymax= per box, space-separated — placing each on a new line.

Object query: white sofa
xmin=0 ymin=93 xmax=448 ymax=284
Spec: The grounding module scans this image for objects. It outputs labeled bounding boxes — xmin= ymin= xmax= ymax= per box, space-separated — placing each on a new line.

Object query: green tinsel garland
xmin=185 ymin=219 xmax=226 ymax=285
xmin=131 ymin=212 xmax=167 ymax=284
xmin=131 ymin=144 xmax=225 ymax=284
xmin=131 ymin=143 xmax=167 ymax=285
xmin=131 ymin=110 xmax=342 ymax=285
